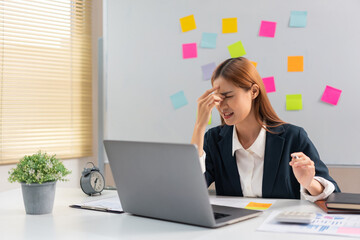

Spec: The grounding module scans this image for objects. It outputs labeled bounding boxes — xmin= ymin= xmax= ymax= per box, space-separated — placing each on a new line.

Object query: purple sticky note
xmin=262 ymin=76 xmax=276 ymax=93
xmin=182 ymin=43 xmax=197 ymax=59
xmin=321 ymin=85 xmax=342 ymax=105
xmin=259 ymin=21 xmax=277 ymax=38
xmin=201 ymin=62 xmax=216 ymax=80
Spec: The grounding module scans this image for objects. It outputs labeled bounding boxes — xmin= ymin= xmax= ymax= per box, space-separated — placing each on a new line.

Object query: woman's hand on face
xmin=196 ymin=86 xmax=223 ymax=128
xmin=289 ymin=152 xmax=315 ymax=189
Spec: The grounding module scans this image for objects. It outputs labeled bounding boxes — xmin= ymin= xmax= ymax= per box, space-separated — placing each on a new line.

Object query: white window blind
xmin=0 ymin=0 xmax=92 ymax=164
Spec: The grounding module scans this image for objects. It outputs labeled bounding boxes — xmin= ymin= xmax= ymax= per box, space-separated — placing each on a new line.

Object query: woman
xmin=191 ymin=57 xmax=340 ymax=201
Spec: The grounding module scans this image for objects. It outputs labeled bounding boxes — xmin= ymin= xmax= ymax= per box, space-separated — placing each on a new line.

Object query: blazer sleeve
xmin=298 ymin=127 xmax=341 ymax=192
xmin=203 ymin=130 xmax=215 ymax=187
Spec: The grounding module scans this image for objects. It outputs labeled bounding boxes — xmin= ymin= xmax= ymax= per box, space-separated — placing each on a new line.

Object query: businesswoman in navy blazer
xmin=191 ymin=57 xmax=340 ymax=201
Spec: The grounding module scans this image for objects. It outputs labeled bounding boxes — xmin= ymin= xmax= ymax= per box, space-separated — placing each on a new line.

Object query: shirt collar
xmin=232 ymin=126 xmax=266 ymax=158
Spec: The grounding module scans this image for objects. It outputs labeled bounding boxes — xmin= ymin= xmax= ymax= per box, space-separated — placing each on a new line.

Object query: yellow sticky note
xmin=245 ymin=202 xmax=272 ymax=210
xmin=222 ymin=18 xmax=237 ymax=33
xmin=250 ymin=61 xmax=257 ymax=68
xmin=288 ymin=56 xmax=304 ymax=72
xmin=286 ymin=94 xmax=303 ymax=110
xmin=180 ymin=15 xmax=196 ymax=32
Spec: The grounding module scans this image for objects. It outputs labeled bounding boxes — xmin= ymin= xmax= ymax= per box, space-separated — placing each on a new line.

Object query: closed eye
xmin=224 ymin=96 xmax=233 ymax=99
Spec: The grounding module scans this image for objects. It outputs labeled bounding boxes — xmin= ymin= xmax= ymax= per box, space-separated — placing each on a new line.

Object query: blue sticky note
xmin=201 ymin=62 xmax=216 ymax=80
xmin=170 ymin=91 xmax=188 ymax=110
xmin=200 ymin=33 xmax=217 ymax=49
xmin=289 ymin=11 xmax=308 ymax=28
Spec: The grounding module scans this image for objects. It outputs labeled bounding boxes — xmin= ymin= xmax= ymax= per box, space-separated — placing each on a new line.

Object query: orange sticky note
xmin=222 ymin=18 xmax=237 ymax=33
xmin=245 ymin=202 xmax=272 ymax=210
xmin=180 ymin=15 xmax=196 ymax=32
xmin=288 ymin=56 xmax=304 ymax=72
xmin=250 ymin=61 xmax=257 ymax=68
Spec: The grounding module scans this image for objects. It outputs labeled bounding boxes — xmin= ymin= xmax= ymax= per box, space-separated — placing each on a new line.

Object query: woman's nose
xmin=219 ymin=98 xmax=226 ymax=107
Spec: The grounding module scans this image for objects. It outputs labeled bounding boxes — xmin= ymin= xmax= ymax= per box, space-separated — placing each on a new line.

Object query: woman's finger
xmin=293 ymin=159 xmax=311 ymax=167
xmin=199 ymin=93 xmax=223 ymax=108
xmin=198 ymin=86 xmax=220 ymax=100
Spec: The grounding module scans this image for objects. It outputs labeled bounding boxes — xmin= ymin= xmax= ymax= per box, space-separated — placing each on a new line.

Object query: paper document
xmin=70 ymin=196 xmax=123 ymax=213
xmin=258 ymin=210 xmax=360 ymax=238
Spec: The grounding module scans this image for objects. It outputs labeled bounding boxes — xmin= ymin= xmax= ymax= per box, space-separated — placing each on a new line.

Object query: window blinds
xmin=0 ymin=0 xmax=92 ymax=164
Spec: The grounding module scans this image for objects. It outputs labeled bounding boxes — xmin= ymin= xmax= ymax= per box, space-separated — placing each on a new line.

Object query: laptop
xmin=104 ymin=140 xmax=262 ymax=228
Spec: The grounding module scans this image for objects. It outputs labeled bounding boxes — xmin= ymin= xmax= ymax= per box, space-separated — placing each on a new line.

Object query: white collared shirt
xmin=199 ymin=126 xmax=335 ymax=202
xmin=232 ymin=126 xmax=266 ymax=197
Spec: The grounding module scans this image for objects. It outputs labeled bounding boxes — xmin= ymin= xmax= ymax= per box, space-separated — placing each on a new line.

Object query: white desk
xmin=0 ymin=188 xmax=355 ymax=240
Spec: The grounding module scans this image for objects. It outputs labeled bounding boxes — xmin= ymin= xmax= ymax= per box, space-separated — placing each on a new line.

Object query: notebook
xmin=103 ymin=140 xmax=262 ymax=228
xmin=326 ymin=192 xmax=360 ymax=210
xmin=315 ymin=200 xmax=360 ymax=214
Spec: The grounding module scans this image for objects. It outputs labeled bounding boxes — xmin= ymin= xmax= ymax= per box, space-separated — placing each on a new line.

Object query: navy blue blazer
xmin=203 ymin=124 xmax=340 ymax=199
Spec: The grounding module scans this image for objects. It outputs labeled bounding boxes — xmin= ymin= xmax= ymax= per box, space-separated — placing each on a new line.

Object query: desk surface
xmin=0 ymin=187 xmax=355 ymax=240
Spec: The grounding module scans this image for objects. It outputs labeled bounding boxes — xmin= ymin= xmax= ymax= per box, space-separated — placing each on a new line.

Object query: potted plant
xmin=8 ymin=151 xmax=71 ymax=215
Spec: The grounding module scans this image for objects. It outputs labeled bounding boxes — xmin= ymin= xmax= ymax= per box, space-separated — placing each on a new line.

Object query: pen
xmin=80 ymin=205 xmax=108 ymax=212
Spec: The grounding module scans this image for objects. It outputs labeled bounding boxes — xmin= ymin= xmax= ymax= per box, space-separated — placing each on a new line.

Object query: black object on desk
xmin=326 ymin=192 xmax=360 ymax=210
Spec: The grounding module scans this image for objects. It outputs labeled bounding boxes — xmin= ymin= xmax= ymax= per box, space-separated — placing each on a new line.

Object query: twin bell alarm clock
xmin=80 ymin=162 xmax=105 ymax=196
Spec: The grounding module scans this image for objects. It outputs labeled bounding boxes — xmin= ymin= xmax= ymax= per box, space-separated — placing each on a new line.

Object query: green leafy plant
xmin=8 ymin=151 xmax=71 ymax=184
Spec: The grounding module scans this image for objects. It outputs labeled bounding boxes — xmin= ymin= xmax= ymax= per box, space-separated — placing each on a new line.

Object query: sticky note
xmin=201 ymin=62 xmax=216 ymax=80
xmin=321 ymin=85 xmax=342 ymax=105
xmin=227 ymin=41 xmax=246 ymax=58
xmin=288 ymin=56 xmax=304 ymax=72
xmin=245 ymin=202 xmax=272 ymax=210
xmin=182 ymin=43 xmax=197 ymax=59
xmin=262 ymin=76 xmax=276 ymax=93
xmin=250 ymin=61 xmax=257 ymax=68
xmin=180 ymin=15 xmax=196 ymax=32
xmin=259 ymin=21 xmax=277 ymax=38
xmin=200 ymin=33 xmax=218 ymax=49
xmin=286 ymin=94 xmax=303 ymax=110
xmin=170 ymin=91 xmax=188 ymax=110
xmin=289 ymin=11 xmax=308 ymax=28
xmin=337 ymin=227 xmax=360 ymax=235
xmin=222 ymin=18 xmax=237 ymax=33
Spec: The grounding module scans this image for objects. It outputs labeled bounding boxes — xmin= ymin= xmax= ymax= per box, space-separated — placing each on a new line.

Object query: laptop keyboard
xmin=213 ymin=212 xmax=230 ymax=220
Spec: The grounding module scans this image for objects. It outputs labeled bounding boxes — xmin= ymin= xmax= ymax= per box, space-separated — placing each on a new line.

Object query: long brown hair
xmin=211 ymin=57 xmax=286 ymax=131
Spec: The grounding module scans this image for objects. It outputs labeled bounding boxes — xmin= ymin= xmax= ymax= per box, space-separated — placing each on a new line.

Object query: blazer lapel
xmin=217 ymin=125 xmax=243 ymax=196
xmin=262 ymin=127 xmax=285 ymax=198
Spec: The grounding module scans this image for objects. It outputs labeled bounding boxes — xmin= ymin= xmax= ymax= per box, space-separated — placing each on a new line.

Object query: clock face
xmin=90 ymin=171 xmax=105 ymax=192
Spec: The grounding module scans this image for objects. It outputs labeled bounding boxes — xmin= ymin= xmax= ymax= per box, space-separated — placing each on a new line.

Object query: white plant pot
xmin=21 ymin=181 xmax=56 ymax=215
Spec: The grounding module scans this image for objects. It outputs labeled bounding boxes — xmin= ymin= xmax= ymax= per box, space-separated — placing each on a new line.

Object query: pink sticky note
xmin=262 ymin=76 xmax=276 ymax=93
xmin=259 ymin=21 xmax=277 ymax=38
xmin=337 ymin=227 xmax=360 ymax=235
xmin=321 ymin=85 xmax=342 ymax=105
xmin=182 ymin=43 xmax=197 ymax=59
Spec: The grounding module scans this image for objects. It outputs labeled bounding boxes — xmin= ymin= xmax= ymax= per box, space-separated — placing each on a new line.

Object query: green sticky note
xmin=286 ymin=94 xmax=302 ymax=110
xmin=227 ymin=41 xmax=246 ymax=58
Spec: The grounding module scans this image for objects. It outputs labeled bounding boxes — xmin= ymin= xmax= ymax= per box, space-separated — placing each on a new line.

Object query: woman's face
xmin=213 ymin=77 xmax=255 ymax=126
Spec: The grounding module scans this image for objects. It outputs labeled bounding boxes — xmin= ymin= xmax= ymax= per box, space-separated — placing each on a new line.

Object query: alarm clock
xmin=80 ymin=162 xmax=105 ymax=196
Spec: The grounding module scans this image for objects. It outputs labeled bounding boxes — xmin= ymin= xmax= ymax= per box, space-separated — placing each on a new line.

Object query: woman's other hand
xmin=290 ymin=152 xmax=324 ymax=195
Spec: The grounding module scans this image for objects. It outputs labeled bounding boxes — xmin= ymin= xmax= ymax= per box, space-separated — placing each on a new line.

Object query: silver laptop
xmin=104 ymin=140 xmax=262 ymax=228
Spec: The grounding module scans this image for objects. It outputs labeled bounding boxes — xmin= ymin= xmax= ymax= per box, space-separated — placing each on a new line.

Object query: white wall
xmin=0 ymin=0 xmax=103 ymax=192
xmin=103 ymin=0 xmax=360 ymax=193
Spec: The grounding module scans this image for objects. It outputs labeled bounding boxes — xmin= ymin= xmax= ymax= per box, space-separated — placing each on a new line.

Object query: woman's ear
xmin=251 ymin=84 xmax=259 ymax=99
